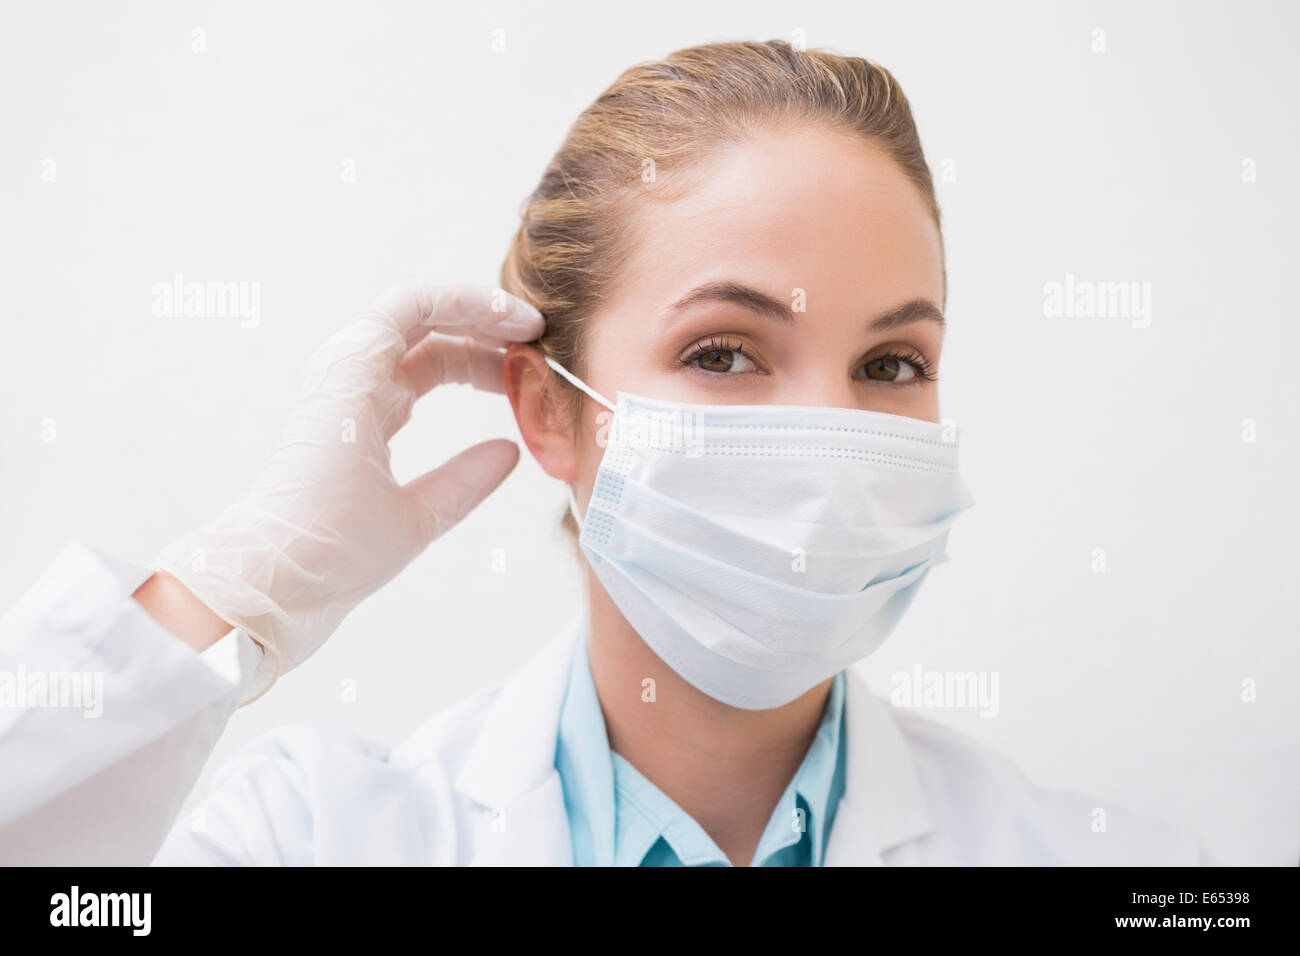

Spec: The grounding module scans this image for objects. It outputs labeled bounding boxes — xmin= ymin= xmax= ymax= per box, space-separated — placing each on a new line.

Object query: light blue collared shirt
xmin=553 ymin=623 xmax=847 ymax=866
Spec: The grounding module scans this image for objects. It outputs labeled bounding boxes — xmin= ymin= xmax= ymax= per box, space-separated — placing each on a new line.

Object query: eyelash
xmin=680 ymin=335 xmax=751 ymax=368
xmin=680 ymin=336 xmax=937 ymax=384
xmin=870 ymin=347 xmax=938 ymax=383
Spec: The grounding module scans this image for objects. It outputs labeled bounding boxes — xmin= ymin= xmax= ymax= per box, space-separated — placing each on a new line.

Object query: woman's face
xmin=508 ymin=123 xmax=947 ymax=493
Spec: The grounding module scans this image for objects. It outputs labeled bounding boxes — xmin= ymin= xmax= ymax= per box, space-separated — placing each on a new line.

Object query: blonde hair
xmin=500 ymin=39 xmax=944 ymax=385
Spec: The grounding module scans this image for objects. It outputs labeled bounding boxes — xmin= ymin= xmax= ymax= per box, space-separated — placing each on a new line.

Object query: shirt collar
xmin=554 ymin=620 xmax=848 ymax=866
xmin=552 ymin=622 xmax=617 ymax=866
xmin=449 ymin=617 xmax=937 ymax=866
xmin=790 ymin=666 xmax=847 ymax=865
xmin=730 ymin=668 xmax=846 ymax=866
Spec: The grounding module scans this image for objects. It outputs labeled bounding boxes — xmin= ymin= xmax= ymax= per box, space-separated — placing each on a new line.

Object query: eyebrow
xmin=666 ymin=280 xmax=946 ymax=331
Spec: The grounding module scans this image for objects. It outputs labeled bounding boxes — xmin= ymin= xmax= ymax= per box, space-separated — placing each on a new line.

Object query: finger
xmin=396 ymin=333 xmax=509 ymax=397
xmin=404 ymin=438 xmax=521 ymax=542
xmin=428 ymin=326 xmax=535 ymax=349
xmin=366 ymin=281 xmax=544 ymax=349
xmin=419 ymin=285 xmax=546 ymax=343
xmin=297 ymin=316 xmax=409 ymax=399
xmin=303 ymin=283 xmax=541 ymax=393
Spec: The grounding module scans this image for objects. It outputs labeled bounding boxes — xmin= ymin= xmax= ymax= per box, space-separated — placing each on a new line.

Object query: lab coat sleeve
xmin=151 ymin=699 xmax=493 ymax=865
xmin=148 ymin=724 xmax=426 ymax=866
xmin=0 ymin=541 xmax=271 ymax=865
xmin=148 ymin=728 xmax=318 ymax=866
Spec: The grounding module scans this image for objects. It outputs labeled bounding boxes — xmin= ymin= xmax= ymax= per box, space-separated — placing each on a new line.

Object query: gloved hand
xmin=150 ymin=282 xmax=544 ymax=701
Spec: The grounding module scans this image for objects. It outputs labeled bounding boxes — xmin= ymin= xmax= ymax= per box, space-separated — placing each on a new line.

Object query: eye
xmin=680 ymin=336 xmax=758 ymax=374
xmin=854 ymin=349 xmax=936 ymax=384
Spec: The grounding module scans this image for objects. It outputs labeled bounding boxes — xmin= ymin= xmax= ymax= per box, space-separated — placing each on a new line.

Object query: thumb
xmin=404 ymin=438 xmax=521 ymax=542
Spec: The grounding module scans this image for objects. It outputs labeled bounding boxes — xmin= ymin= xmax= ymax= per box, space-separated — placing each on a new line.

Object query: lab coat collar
xmin=454 ymin=617 xmax=936 ymax=866
xmin=454 ymin=616 xmax=583 ymax=866
xmin=824 ymin=666 xmax=937 ymax=865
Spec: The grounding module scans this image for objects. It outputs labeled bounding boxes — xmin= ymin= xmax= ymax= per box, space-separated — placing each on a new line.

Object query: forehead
xmin=607 ymin=124 xmax=945 ymax=313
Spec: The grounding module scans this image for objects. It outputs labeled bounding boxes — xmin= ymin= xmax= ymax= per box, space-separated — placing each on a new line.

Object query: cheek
xmin=575 ymin=402 xmax=612 ymax=488
xmin=876 ymin=390 xmax=941 ymax=423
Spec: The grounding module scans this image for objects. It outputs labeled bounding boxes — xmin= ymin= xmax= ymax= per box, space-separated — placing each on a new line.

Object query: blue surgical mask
xmin=546 ymin=356 xmax=975 ymax=710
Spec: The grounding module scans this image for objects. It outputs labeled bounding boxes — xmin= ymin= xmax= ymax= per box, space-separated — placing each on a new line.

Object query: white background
xmin=1 ymin=0 xmax=1296 ymax=865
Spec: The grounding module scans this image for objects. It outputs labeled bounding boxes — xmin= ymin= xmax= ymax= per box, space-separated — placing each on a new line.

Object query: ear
xmin=503 ymin=343 xmax=578 ymax=482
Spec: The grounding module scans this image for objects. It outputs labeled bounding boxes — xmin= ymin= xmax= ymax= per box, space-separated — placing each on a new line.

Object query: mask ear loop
xmin=544 ymin=355 xmax=617 ymax=412
xmin=543 ymin=355 xmax=616 ymax=531
xmin=564 ymin=483 xmax=584 ymax=531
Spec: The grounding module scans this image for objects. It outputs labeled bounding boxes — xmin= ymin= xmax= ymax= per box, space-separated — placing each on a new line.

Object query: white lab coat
xmin=0 ymin=542 xmax=1209 ymax=866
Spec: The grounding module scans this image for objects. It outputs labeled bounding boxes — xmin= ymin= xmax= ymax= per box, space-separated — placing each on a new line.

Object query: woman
xmin=0 ymin=40 xmax=1206 ymax=865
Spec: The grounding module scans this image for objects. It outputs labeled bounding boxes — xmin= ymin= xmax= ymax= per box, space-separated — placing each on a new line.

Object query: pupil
xmin=871 ymin=356 xmax=899 ymax=380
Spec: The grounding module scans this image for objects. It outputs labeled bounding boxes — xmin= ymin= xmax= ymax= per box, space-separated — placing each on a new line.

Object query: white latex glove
xmin=150 ymin=282 xmax=544 ymax=701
